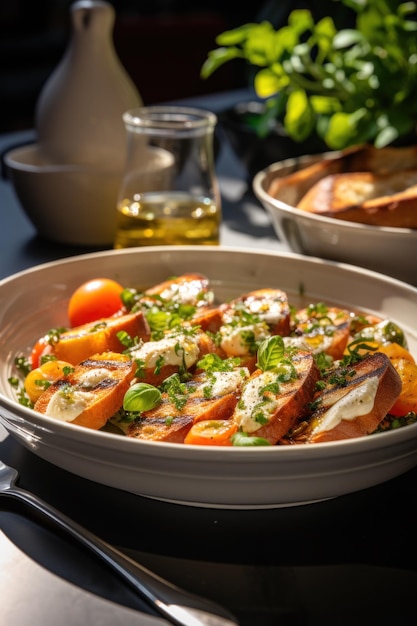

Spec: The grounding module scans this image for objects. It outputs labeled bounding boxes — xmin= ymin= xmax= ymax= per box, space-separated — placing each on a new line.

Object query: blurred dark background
xmin=0 ymin=0 xmax=352 ymax=134
xmin=0 ymin=0 xmax=257 ymax=133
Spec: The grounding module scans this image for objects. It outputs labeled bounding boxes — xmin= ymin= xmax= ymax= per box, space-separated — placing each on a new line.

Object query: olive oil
xmin=114 ymin=192 xmax=221 ymax=248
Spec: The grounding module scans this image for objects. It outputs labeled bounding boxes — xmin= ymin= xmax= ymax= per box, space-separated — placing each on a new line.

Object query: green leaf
xmin=200 ymin=47 xmax=242 ymax=78
xmin=333 ymin=28 xmax=365 ymax=49
xmin=310 ymin=95 xmax=340 ymax=114
xmin=374 ymin=125 xmax=400 ymax=147
xmin=287 ymin=9 xmax=315 ymax=34
xmin=123 ymin=383 xmax=161 ymax=413
xmin=284 ymin=90 xmax=315 ymax=141
xmin=231 ymin=432 xmax=272 ymax=447
xmin=215 ymin=23 xmax=260 ymax=46
xmin=324 ymin=108 xmax=368 ymax=149
xmin=256 ymin=336 xmax=285 ymax=372
xmin=254 ymin=68 xmax=286 ymax=98
xmin=201 ymin=2 xmax=417 ymax=150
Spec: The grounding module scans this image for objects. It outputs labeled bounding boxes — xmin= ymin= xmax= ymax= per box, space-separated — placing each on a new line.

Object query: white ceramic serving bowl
xmin=253 ymin=153 xmax=417 ymax=286
xmin=1 ymin=246 xmax=417 ymax=509
xmin=4 ymin=144 xmax=122 ymax=246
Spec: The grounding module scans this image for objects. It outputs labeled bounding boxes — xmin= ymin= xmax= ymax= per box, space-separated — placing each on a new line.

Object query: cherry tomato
xmin=24 ymin=359 xmax=74 ymax=404
xmin=68 ymin=278 xmax=124 ymax=327
xmin=184 ymin=420 xmax=237 ymax=446
xmin=30 ymin=335 xmax=54 ymax=369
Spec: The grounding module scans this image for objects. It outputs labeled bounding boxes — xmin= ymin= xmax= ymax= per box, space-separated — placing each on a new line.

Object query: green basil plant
xmin=201 ymin=0 xmax=417 ymax=150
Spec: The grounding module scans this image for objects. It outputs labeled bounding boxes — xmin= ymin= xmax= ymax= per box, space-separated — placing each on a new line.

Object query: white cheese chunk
xmin=245 ymin=296 xmax=287 ymax=325
xmin=131 ymin=334 xmax=200 ymax=369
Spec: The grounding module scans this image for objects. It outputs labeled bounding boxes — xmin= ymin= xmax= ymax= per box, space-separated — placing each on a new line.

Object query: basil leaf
xmin=123 ymin=383 xmax=161 ymax=412
xmin=256 ymin=335 xmax=285 ymax=371
xmin=231 ymin=432 xmax=271 ymax=447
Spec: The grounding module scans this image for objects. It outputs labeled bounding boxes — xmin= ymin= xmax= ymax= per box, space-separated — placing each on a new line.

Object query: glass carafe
xmin=114 ymin=106 xmax=221 ymax=248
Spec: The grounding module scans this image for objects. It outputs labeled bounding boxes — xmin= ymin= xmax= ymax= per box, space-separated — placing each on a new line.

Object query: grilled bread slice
xmin=53 ymin=311 xmax=150 ymax=365
xmin=232 ymin=350 xmax=321 ymax=444
xmin=218 ymin=288 xmax=291 ymax=358
xmin=286 ymin=306 xmax=352 ymax=360
xmin=140 ymin=272 xmax=215 ymax=315
xmin=298 ymin=352 xmax=402 ymax=443
xmin=34 ymin=352 xmax=136 ymax=429
xmin=127 ymin=368 xmax=249 ymax=442
xmin=138 ymin=272 xmax=223 ymax=334
xmin=297 ymin=169 xmax=417 ymax=227
xmin=266 ymin=144 xmax=417 ymax=228
xmin=143 ymin=272 xmax=211 ymax=302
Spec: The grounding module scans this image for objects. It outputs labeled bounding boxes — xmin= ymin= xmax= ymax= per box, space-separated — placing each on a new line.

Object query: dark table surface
xmin=1 ymin=89 xmax=417 ymax=626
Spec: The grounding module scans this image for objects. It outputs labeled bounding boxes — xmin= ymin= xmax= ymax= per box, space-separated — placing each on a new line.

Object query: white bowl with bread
xmin=253 ymin=145 xmax=417 ymax=285
xmin=1 ymin=246 xmax=417 ymax=509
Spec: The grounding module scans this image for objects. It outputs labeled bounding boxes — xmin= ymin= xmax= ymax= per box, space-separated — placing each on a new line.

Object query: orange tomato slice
xmin=377 ymin=342 xmax=415 ymax=365
xmin=24 ymin=359 xmax=74 ymax=404
xmin=184 ymin=419 xmax=238 ymax=446
xmin=389 ymin=358 xmax=417 ymax=416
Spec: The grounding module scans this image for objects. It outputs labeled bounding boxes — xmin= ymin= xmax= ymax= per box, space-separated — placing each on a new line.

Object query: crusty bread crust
xmin=297 ymin=169 xmax=417 ymax=227
xmin=267 ymin=145 xmax=417 ymax=228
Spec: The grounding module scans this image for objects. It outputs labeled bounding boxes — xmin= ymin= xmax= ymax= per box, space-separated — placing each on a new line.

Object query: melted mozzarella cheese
xmin=220 ymin=322 xmax=269 ymax=356
xmin=132 ymin=334 xmax=200 ymax=369
xmin=201 ymin=368 xmax=249 ymax=397
xmin=313 ymin=376 xmax=379 ymax=434
xmin=77 ymin=368 xmax=113 ymax=388
xmin=45 ymin=367 xmax=115 ymax=422
xmin=233 ymin=371 xmax=278 ymax=433
xmin=46 ymin=389 xmax=96 ymax=422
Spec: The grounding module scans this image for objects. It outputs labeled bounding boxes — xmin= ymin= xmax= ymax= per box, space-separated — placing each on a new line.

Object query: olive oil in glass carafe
xmin=114 ymin=106 xmax=221 ymax=248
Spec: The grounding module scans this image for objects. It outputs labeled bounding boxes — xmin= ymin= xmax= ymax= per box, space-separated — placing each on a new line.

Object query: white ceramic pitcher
xmin=36 ymin=0 xmax=142 ymax=168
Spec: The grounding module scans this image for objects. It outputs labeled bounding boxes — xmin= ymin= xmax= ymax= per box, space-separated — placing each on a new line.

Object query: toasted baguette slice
xmin=297 ymin=169 xmax=417 ymax=227
xmin=53 ymin=311 xmax=150 ymax=365
xmin=218 ymin=288 xmax=291 ymax=358
xmin=221 ymin=288 xmax=291 ymax=336
xmin=299 ymin=352 xmax=402 ymax=443
xmin=232 ymin=350 xmax=320 ymax=444
xmin=141 ymin=272 xmax=214 ymax=313
xmin=34 ymin=352 xmax=136 ymax=429
xmin=189 ymin=307 xmax=224 ymax=334
xmin=268 ymin=146 xmax=417 ymax=228
xmin=139 ymin=272 xmax=223 ymax=333
xmin=286 ymin=306 xmax=352 ymax=360
xmin=127 ymin=368 xmax=248 ymax=442
xmin=143 ymin=272 xmax=210 ymax=301
xmin=128 ymin=416 xmax=195 ymax=443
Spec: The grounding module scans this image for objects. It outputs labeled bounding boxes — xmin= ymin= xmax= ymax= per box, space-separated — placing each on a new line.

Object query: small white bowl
xmin=253 ymin=153 xmax=417 ymax=286
xmin=4 ymin=144 xmax=122 ymax=246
